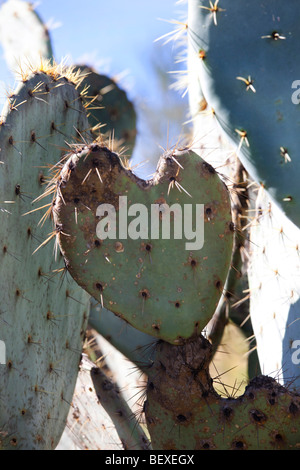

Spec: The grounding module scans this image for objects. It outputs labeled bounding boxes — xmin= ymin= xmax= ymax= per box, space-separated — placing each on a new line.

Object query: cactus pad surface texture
xmin=188 ymin=0 xmax=300 ymax=228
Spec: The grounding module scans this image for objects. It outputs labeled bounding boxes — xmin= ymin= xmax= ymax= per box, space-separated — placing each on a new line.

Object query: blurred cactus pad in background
xmin=0 ymin=0 xmax=299 ymax=451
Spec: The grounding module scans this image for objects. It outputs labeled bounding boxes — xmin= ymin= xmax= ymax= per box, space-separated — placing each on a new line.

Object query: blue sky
xmin=0 ymin=0 xmax=190 ymax=173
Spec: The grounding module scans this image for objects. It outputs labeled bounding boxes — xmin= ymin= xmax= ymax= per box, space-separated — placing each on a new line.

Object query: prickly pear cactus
xmin=0 ymin=0 xmax=53 ymax=74
xmin=145 ymin=336 xmax=300 ymax=450
xmin=188 ymin=0 xmax=300 ymax=228
xmin=75 ymin=66 xmax=137 ymax=156
xmin=248 ymin=187 xmax=300 ymax=390
xmin=49 ymin=144 xmax=233 ymax=344
xmin=187 ymin=0 xmax=300 ymax=389
xmin=0 ymin=1 xmax=137 ymax=160
xmin=58 ymin=356 xmax=150 ymax=450
xmin=0 ymin=64 xmax=90 ymax=450
xmin=89 ymin=299 xmax=156 ymax=371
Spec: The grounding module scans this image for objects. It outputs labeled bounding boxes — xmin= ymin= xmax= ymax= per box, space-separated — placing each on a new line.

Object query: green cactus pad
xmin=51 ymin=144 xmax=233 ymax=344
xmin=145 ymin=336 xmax=300 ymax=450
xmin=0 ymin=66 xmax=90 ymax=450
xmin=188 ymin=0 xmax=300 ymax=228
xmin=75 ymin=66 xmax=137 ymax=156
xmin=0 ymin=0 xmax=53 ymax=74
xmin=89 ymin=299 xmax=157 ymax=372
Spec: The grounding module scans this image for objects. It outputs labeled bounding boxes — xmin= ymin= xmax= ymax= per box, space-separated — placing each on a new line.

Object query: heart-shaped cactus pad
xmin=51 ymin=144 xmax=233 ymax=344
